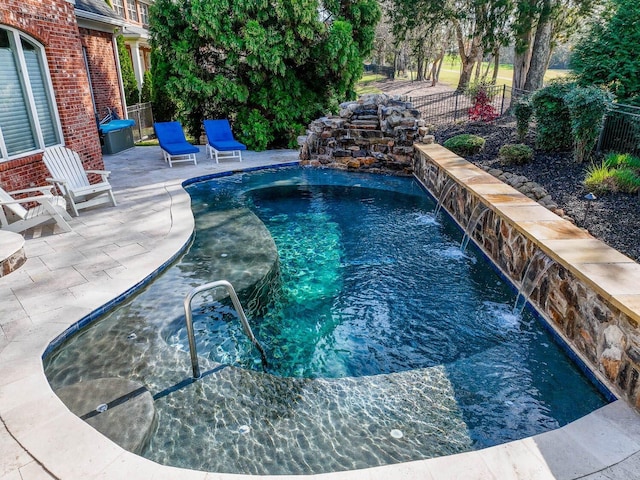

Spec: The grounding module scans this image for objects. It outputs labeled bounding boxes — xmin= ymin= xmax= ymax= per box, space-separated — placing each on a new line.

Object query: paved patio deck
xmin=1 ymin=145 xmax=640 ymax=479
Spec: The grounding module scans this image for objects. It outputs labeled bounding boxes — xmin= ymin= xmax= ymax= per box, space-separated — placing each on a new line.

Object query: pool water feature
xmin=44 ymin=167 xmax=608 ymax=475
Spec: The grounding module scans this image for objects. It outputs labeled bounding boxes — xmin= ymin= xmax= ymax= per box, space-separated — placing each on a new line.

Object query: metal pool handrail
xmin=183 ymin=280 xmax=268 ymax=379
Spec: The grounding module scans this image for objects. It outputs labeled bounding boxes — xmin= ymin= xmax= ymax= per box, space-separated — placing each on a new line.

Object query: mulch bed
xmin=432 ymin=120 xmax=640 ymax=263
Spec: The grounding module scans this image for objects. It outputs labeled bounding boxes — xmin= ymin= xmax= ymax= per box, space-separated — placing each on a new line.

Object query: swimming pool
xmin=44 ymin=167 xmax=608 ymax=475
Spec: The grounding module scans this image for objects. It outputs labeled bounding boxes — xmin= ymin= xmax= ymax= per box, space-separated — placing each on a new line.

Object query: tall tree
xmin=150 ymin=0 xmax=380 ymax=150
xmin=512 ymin=0 xmax=595 ymax=92
xmin=571 ymin=0 xmax=640 ymax=101
xmin=116 ymin=35 xmax=139 ymax=106
xmin=389 ymin=0 xmax=511 ymax=90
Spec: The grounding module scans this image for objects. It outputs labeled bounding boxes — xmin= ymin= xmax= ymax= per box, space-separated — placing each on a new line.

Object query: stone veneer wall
xmin=414 ymin=145 xmax=640 ymax=409
xmin=299 ymin=94 xmax=428 ymax=174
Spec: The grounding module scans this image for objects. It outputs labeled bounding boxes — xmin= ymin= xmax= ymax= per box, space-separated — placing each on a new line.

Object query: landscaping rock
xmin=301 ymin=94 xmax=419 ymax=174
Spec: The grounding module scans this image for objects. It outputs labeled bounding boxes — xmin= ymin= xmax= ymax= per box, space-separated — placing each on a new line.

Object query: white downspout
xmin=112 ymin=32 xmax=129 ymax=119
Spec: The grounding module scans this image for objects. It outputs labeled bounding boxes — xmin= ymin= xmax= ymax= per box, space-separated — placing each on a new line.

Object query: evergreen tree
xmin=571 ymin=0 xmax=640 ymax=101
xmin=116 ymin=35 xmax=140 ymax=106
xmin=149 ymin=0 xmax=380 ymax=149
xmin=150 ymin=49 xmax=176 ymax=122
xmin=140 ymin=70 xmax=153 ymax=104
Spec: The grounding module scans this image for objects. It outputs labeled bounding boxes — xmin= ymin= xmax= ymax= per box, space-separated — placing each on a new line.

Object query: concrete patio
xmin=1 ymin=145 xmax=640 ymax=479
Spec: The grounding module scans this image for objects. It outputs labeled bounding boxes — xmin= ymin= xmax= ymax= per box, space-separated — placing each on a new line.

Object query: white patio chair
xmin=43 ymin=146 xmax=117 ymax=216
xmin=0 ymin=185 xmax=72 ymax=234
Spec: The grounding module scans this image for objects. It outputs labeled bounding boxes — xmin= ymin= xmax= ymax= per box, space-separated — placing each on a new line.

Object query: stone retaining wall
xmin=414 ymin=144 xmax=640 ymax=409
xmin=299 ymin=94 xmax=429 ymax=174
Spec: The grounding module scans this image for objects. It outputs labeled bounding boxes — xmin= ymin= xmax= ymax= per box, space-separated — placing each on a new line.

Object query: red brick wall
xmin=81 ymin=28 xmax=125 ymax=120
xmin=0 ymin=0 xmax=105 ymax=192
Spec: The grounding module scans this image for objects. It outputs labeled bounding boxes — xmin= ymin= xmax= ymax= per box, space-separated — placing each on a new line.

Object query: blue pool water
xmin=44 ymin=167 xmax=608 ymax=475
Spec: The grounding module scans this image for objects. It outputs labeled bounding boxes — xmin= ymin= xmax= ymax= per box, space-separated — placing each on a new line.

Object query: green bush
xmin=585 ymin=153 xmax=640 ymax=194
xmin=604 ymin=152 xmax=640 ymax=169
xmin=116 ymin=35 xmax=139 ymax=106
xmin=149 ymin=0 xmax=380 ymax=150
xmin=140 ymin=70 xmax=153 ymax=104
xmin=612 ymin=168 xmax=640 ymax=193
xmin=584 ymin=161 xmax=615 ymax=194
xmin=443 ymin=134 xmax=486 ymax=157
xmin=499 ymin=144 xmax=534 ymax=165
xmin=571 ymin=0 xmax=640 ymax=102
xmin=513 ymin=100 xmax=534 ymax=142
xmin=150 ymin=49 xmax=176 ymax=122
xmin=530 ymin=80 xmax=574 ymax=151
xmin=564 ymin=86 xmax=612 ymax=163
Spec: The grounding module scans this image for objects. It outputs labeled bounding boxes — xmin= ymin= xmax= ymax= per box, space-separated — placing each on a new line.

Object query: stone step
xmin=56 ymin=378 xmax=156 ymax=454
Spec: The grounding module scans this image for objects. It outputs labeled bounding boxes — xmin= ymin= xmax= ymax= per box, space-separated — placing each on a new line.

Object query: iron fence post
xmin=454 ymin=93 xmax=459 ymax=121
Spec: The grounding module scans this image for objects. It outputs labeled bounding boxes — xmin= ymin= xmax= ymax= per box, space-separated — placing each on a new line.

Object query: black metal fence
xmin=401 ymin=84 xmax=640 ymax=158
xmin=126 ymin=102 xmax=155 ymax=142
xmin=364 ymin=64 xmax=395 ymax=79
xmin=402 ymin=84 xmax=511 ymax=125
xmin=597 ymin=103 xmax=640 ymax=156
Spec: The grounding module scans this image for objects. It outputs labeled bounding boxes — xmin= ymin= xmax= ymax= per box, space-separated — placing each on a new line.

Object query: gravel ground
xmin=432 ymin=120 xmax=640 ymax=263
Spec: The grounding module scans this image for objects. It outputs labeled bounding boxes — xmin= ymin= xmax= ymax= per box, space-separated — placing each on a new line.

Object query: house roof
xmin=75 ymin=0 xmax=124 ymax=25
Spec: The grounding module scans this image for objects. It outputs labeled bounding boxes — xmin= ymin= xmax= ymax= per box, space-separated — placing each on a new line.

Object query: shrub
xmin=564 ymin=86 xmax=612 ymax=163
xmin=584 ymin=161 xmax=615 ymax=194
xmin=140 ymin=70 xmax=153 ymax=104
xmin=612 ymin=168 xmax=640 ymax=193
xmin=604 ymin=152 xmax=640 ymax=169
xmin=499 ymin=144 xmax=534 ymax=165
xmin=571 ymin=0 xmax=640 ymax=102
xmin=443 ymin=134 xmax=486 ymax=157
xmin=116 ymin=35 xmax=139 ymax=106
xmin=466 ymin=82 xmax=498 ymax=122
xmin=513 ymin=100 xmax=534 ymax=142
xmin=530 ymin=80 xmax=574 ymax=151
xmin=150 ymin=49 xmax=176 ymax=122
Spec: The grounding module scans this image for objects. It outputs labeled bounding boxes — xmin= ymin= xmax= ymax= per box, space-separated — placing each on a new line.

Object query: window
xmin=112 ymin=0 xmax=124 ymax=17
xmin=139 ymin=2 xmax=150 ymax=26
xmin=127 ymin=0 xmax=139 ymax=22
xmin=0 ymin=27 xmax=61 ymax=160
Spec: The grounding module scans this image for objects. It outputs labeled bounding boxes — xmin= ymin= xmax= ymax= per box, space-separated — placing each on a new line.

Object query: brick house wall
xmin=81 ymin=28 xmax=125 ymax=120
xmin=0 ymin=0 xmax=106 ymax=192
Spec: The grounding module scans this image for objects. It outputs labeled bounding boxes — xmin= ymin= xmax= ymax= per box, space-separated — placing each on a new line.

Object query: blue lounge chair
xmin=154 ymin=121 xmax=199 ymax=167
xmin=203 ymin=119 xmax=246 ymax=163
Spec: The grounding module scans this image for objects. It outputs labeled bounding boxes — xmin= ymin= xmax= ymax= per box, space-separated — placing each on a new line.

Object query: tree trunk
xmin=454 ymin=19 xmax=482 ymax=91
xmin=474 ymin=48 xmax=484 ymax=82
xmin=482 ymin=54 xmax=493 ymax=81
xmin=416 ymin=51 xmax=425 ymax=81
xmin=524 ymin=9 xmax=553 ymax=91
xmin=491 ymin=50 xmax=500 ymax=85
xmin=512 ymin=28 xmax=533 ymax=91
xmin=431 ymin=48 xmax=445 ymax=86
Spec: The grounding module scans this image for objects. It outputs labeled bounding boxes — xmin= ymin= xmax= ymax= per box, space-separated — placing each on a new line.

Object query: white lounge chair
xmin=43 ymin=146 xmax=117 ymax=216
xmin=0 ymin=186 xmax=72 ymax=234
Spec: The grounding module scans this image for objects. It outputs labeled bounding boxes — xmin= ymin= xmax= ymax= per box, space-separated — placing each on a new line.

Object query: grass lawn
xmin=357 ymin=56 xmax=570 ymax=95
xmin=356 ymin=73 xmax=389 ymax=95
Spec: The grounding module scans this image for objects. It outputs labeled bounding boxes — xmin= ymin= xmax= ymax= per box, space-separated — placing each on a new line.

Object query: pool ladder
xmin=183 ymin=280 xmax=268 ymax=379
